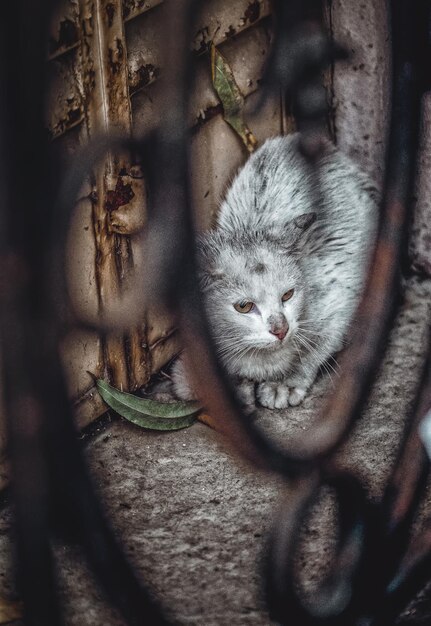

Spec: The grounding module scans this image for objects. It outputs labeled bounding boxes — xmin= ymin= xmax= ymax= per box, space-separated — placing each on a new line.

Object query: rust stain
xmin=123 ymin=0 xmax=148 ymax=20
xmin=105 ymin=3 xmax=116 ymax=27
xmin=49 ymin=18 xmax=78 ymax=55
xmin=49 ymin=107 xmax=83 ymax=138
xmin=123 ymin=4 xmax=131 ymax=19
xmin=129 ymin=63 xmax=160 ymax=92
xmin=197 ymin=412 xmax=218 ymax=430
xmin=108 ymin=38 xmax=124 ymax=75
xmin=225 ymin=25 xmax=237 ymax=38
xmin=192 ymin=26 xmax=210 ymax=55
xmin=192 ymin=103 xmax=223 ymax=133
xmin=105 ymin=177 xmax=135 ymax=213
xmin=244 ymin=0 xmax=261 ymax=24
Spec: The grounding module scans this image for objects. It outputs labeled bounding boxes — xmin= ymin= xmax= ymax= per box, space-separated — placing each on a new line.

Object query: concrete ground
xmin=0 ymin=276 xmax=430 ymax=625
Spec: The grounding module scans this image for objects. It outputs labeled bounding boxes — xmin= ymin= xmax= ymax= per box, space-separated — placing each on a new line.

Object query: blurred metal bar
xmin=0 ymin=1 xmax=63 ymax=622
xmin=0 ymin=1 xmax=170 ymax=624
xmin=369 ymin=337 xmax=431 ymax=626
xmin=1 ymin=0 xmax=430 ymax=624
xmin=259 ymin=2 xmax=431 ymax=623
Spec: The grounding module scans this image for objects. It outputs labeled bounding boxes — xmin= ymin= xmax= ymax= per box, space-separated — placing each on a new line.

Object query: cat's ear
xmin=196 ymin=233 xmax=225 ymax=291
xmin=287 ymin=212 xmax=317 ymax=248
xmin=271 ymin=212 xmax=317 ymax=255
xmin=292 ymin=212 xmax=317 ymax=231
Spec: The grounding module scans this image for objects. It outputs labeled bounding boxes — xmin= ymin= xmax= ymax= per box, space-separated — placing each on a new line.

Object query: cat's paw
xmin=288 ymin=387 xmax=307 ymax=406
xmin=256 ymin=381 xmax=290 ymax=409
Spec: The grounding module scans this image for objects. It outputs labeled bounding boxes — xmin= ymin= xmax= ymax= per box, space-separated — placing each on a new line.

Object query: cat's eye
xmin=282 ymin=289 xmax=294 ymax=302
xmin=234 ymin=301 xmax=254 ymax=314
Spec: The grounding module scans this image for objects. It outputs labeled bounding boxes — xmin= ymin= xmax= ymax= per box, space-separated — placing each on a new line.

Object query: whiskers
xmin=215 ymin=335 xmax=260 ymax=373
xmin=293 ymin=324 xmax=341 ymax=387
xmin=297 ymin=318 xmax=348 ymax=348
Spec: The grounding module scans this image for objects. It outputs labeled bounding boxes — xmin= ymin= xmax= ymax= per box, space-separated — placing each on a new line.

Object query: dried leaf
xmin=197 ymin=412 xmax=218 ymax=429
xmin=211 ymin=44 xmax=257 ymax=153
xmin=96 ymin=379 xmax=200 ymax=430
xmin=0 ymin=596 xmax=23 ymax=624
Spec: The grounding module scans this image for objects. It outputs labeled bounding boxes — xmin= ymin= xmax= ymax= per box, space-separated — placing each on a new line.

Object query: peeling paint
xmin=225 ymin=25 xmax=237 ymax=38
xmin=45 ymin=0 xmax=283 ymax=427
xmin=123 ymin=0 xmax=157 ymax=20
xmin=51 ymin=106 xmax=83 ymax=137
xmin=126 ymin=1 xmax=272 ymax=100
xmin=46 ymin=50 xmax=85 ymax=138
xmin=49 ymin=18 xmax=79 ymax=55
xmin=244 ymin=1 xmax=260 ymax=24
xmin=106 ymin=3 xmax=116 ymax=27
xmin=129 ymin=62 xmax=160 ymax=91
xmin=108 ymin=38 xmax=124 ymax=75
xmin=108 ymin=172 xmax=147 ymax=235
xmin=105 ymin=177 xmax=135 ymax=212
xmin=48 ymin=0 xmax=80 ymax=59
xmin=193 ymin=26 xmax=211 ymax=55
xmin=193 ymin=104 xmax=223 ymax=133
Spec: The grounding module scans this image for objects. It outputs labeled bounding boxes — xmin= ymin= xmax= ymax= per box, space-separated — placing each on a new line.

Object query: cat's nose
xmin=270 ymin=327 xmax=288 ymax=341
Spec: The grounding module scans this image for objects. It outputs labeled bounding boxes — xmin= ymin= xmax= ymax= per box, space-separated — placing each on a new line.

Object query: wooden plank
xmin=132 ymin=19 xmax=273 ymax=134
xmin=78 ymin=0 xmax=149 ymax=392
xmin=126 ymin=0 xmax=272 ymax=95
xmin=48 ymin=0 xmax=81 ymax=60
xmin=46 ymin=49 xmax=85 ymax=138
xmin=123 ymin=0 xmax=163 ymax=22
xmin=189 ymin=89 xmax=285 ymax=232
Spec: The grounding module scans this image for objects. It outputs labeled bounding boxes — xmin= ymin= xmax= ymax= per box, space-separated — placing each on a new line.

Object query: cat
xmin=171 ymin=133 xmax=378 ymax=411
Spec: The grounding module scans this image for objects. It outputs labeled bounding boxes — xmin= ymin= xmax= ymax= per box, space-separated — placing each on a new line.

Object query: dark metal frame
xmin=0 ymin=1 xmax=430 ymax=624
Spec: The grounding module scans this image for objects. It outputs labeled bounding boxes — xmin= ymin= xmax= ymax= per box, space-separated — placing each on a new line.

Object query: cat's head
xmin=197 ymin=213 xmax=315 ymax=354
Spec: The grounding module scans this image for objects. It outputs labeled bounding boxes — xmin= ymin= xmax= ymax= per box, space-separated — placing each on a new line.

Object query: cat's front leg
xmin=285 ymin=361 xmax=321 ymax=406
xmin=256 ymin=381 xmax=290 ymax=409
xmin=171 ymin=354 xmax=198 ymax=401
xmin=172 ymin=357 xmax=256 ymax=413
xmin=234 ymin=378 xmax=256 ymax=414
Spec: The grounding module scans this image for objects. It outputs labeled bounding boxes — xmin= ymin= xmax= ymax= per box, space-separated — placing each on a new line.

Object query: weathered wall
xmin=328 ymin=0 xmax=390 ymax=188
xmin=411 ymin=94 xmax=431 ymax=276
xmin=45 ymin=0 xmax=287 ymax=431
xmin=3 ymin=0 xmax=430 ymax=448
xmin=329 ymin=0 xmax=431 ymax=277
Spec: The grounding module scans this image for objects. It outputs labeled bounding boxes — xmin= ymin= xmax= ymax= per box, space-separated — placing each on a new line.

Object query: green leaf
xmin=211 ymin=44 xmax=257 ymax=153
xmin=96 ymin=379 xmax=200 ymax=431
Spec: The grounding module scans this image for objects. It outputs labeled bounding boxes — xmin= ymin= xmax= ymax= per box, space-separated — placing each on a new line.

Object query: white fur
xmin=172 ymin=134 xmax=378 ymax=410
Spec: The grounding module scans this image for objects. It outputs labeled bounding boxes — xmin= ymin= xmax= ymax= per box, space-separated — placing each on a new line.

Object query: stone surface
xmin=0 ymin=277 xmax=430 ymax=624
xmin=330 ymin=0 xmax=390 ymax=188
xmin=330 ymin=0 xmax=431 ymax=276
xmin=410 ymin=93 xmax=431 ymax=277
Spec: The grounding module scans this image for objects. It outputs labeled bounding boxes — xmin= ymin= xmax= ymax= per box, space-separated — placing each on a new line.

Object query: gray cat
xmin=172 ymin=133 xmax=377 ymax=410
